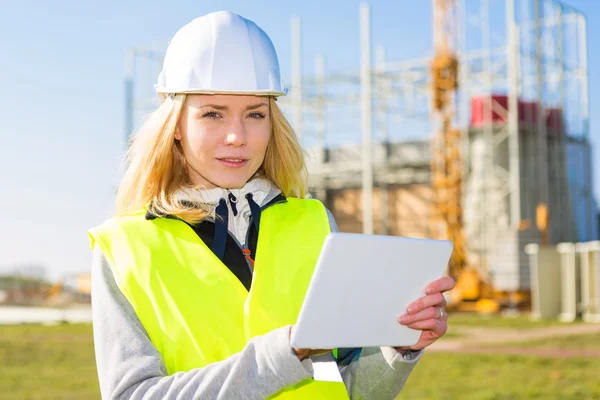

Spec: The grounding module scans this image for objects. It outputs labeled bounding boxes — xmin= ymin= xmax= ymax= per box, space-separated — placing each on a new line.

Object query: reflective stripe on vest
xmin=89 ymin=198 xmax=349 ymax=399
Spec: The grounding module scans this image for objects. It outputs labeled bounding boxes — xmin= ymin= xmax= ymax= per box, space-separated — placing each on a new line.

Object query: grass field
xmin=1 ymin=316 xmax=599 ymax=399
xmin=0 ymin=323 xmax=99 ymax=400
xmin=398 ymin=351 xmax=600 ymax=400
xmin=448 ymin=312 xmax=584 ymax=329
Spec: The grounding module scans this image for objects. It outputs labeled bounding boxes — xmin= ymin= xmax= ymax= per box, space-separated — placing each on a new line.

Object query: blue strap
xmin=212 ymin=198 xmax=228 ymax=261
xmin=246 ymin=193 xmax=261 ymax=233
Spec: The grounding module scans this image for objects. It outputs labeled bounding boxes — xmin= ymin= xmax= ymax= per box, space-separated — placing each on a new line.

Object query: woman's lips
xmin=217 ymin=158 xmax=249 ymax=168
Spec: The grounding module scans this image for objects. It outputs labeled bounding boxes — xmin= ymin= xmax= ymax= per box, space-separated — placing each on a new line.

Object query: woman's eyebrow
xmin=199 ymin=104 xmax=228 ymax=110
xmin=197 ymin=103 xmax=268 ymax=111
xmin=245 ymin=103 xmax=268 ymax=110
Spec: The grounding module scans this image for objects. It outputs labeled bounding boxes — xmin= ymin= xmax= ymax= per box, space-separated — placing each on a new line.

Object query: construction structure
xmin=124 ymin=0 xmax=597 ymax=308
xmin=430 ymin=0 xmax=484 ymax=306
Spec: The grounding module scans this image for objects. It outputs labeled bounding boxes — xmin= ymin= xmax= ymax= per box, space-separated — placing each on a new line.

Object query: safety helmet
xmin=155 ymin=11 xmax=287 ymax=97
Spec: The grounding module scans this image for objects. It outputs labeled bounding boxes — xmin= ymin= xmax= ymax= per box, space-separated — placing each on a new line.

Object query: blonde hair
xmin=116 ymin=95 xmax=307 ymax=224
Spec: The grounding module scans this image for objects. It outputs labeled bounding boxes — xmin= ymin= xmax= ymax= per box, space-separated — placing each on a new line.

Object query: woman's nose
xmin=225 ymin=120 xmax=247 ymax=146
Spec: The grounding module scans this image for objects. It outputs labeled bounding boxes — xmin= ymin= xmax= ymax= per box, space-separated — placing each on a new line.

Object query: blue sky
xmin=1 ymin=0 xmax=599 ymax=281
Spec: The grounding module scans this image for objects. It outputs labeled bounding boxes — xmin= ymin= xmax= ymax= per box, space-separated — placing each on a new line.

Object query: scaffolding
xmin=123 ymin=0 xmax=596 ymax=292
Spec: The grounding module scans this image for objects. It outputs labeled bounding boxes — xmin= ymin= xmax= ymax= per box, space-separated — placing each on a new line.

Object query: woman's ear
xmin=174 ymin=127 xmax=182 ymax=141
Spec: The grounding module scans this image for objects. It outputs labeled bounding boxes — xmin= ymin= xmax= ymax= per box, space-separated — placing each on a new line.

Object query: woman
xmin=90 ymin=11 xmax=454 ymax=399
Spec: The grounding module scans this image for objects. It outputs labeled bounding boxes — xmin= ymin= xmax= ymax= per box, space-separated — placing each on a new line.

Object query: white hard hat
xmin=155 ymin=11 xmax=287 ymax=97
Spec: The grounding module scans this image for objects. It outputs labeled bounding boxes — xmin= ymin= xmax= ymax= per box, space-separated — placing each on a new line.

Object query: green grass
xmin=2 ymin=323 xmax=600 ymax=399
xmin=398 ymin=351 xmax=600 ymax=399
xmin=487 ymin=333 xmax=600 ymax=350
xmin=0 ymin=323 xmax=100 ymax=400
xmin=448 ymin=312 xmax=583 ymax=330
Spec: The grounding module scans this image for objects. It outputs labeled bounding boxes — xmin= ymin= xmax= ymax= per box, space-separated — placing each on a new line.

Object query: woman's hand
xmin=289 ymin=326 xmax=332 ymax=360
xmin=395 ymin=276 xmax=455 ymax=352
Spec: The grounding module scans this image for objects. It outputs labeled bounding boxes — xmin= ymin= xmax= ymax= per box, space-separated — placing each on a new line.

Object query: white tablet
xmin=290 ymin=232 xmax=453 ymax=349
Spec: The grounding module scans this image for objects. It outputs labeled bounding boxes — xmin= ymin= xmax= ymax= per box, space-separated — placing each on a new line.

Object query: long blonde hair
xmin=116 ymin=95 xmax=307 ymax=223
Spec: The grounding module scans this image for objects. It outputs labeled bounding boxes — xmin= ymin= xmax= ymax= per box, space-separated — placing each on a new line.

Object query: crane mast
xmin=431 ymin=0 xmax=465 ymax=279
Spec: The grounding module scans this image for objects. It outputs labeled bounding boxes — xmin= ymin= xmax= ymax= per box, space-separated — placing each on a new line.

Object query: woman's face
xmin=176 ymin=94 xmax=271 ymax=189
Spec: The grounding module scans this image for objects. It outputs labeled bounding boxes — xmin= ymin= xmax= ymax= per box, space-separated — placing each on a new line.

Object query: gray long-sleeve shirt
xmin=91 ymin=184 xmax=422 ymax=399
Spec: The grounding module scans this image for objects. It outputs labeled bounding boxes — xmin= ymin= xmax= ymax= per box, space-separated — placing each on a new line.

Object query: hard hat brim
xmin=154 ymin=85 xmax=287 ymax=97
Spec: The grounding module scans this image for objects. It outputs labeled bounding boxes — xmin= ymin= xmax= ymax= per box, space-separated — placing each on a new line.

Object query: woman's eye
xmin=201 ymin=111 xmax=222 ymax=120
xmin=248 ymin=112 xmax=265 ymax=120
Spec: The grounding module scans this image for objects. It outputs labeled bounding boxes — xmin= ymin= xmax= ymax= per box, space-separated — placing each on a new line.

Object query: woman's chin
xmin=211 ymin=176 xmax=252 ymax=190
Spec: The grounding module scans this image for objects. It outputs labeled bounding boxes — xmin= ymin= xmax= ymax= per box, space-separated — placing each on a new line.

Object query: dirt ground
xmin=430 ymin=323 xmax=600 ymax=357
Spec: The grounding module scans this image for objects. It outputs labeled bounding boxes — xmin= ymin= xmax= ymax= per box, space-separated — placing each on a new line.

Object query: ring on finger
xmin=437 ymin=308 xmax=444 ymax=320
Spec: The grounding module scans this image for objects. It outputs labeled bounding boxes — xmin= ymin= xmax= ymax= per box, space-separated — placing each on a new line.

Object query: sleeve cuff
xmin=380 ymin=346 xmax=423 ymax=369
xmin=258 ymin=326 xmax=314 ymax=379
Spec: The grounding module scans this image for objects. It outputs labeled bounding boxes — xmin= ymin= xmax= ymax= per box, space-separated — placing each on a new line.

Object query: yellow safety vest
xmin=89 ymin=198 xmax=349 ymax=399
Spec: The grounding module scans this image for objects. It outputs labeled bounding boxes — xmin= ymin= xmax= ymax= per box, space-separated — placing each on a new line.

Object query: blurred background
xmin=2 ymin=0 xmax=600 ymax=398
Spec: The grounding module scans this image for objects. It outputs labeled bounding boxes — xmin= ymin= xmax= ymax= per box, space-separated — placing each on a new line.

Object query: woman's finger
xmin=404 ymin=319 xmax=447 ymax=337
xmin=424 ymin=276 xmax=456 ymax=295
xmin=406 ymin=292 xmax=445 ymax=314
xmin=399 ymin=306 xmax=444 ymax=325
xmin=440 ymin=296 xmax=447 ymax=308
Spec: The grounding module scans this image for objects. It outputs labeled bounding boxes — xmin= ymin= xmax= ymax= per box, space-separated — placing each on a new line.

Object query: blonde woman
xmin=89 ymin=11 xmax=454 ymax=399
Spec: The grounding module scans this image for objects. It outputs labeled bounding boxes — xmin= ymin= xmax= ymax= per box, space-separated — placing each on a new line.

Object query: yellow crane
xmin=430 ymin=0 xmax=498 ymax=312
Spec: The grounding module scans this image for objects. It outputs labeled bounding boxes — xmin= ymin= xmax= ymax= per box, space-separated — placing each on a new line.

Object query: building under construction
xmin=124 ymin=0 xmax=597 ymax=303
